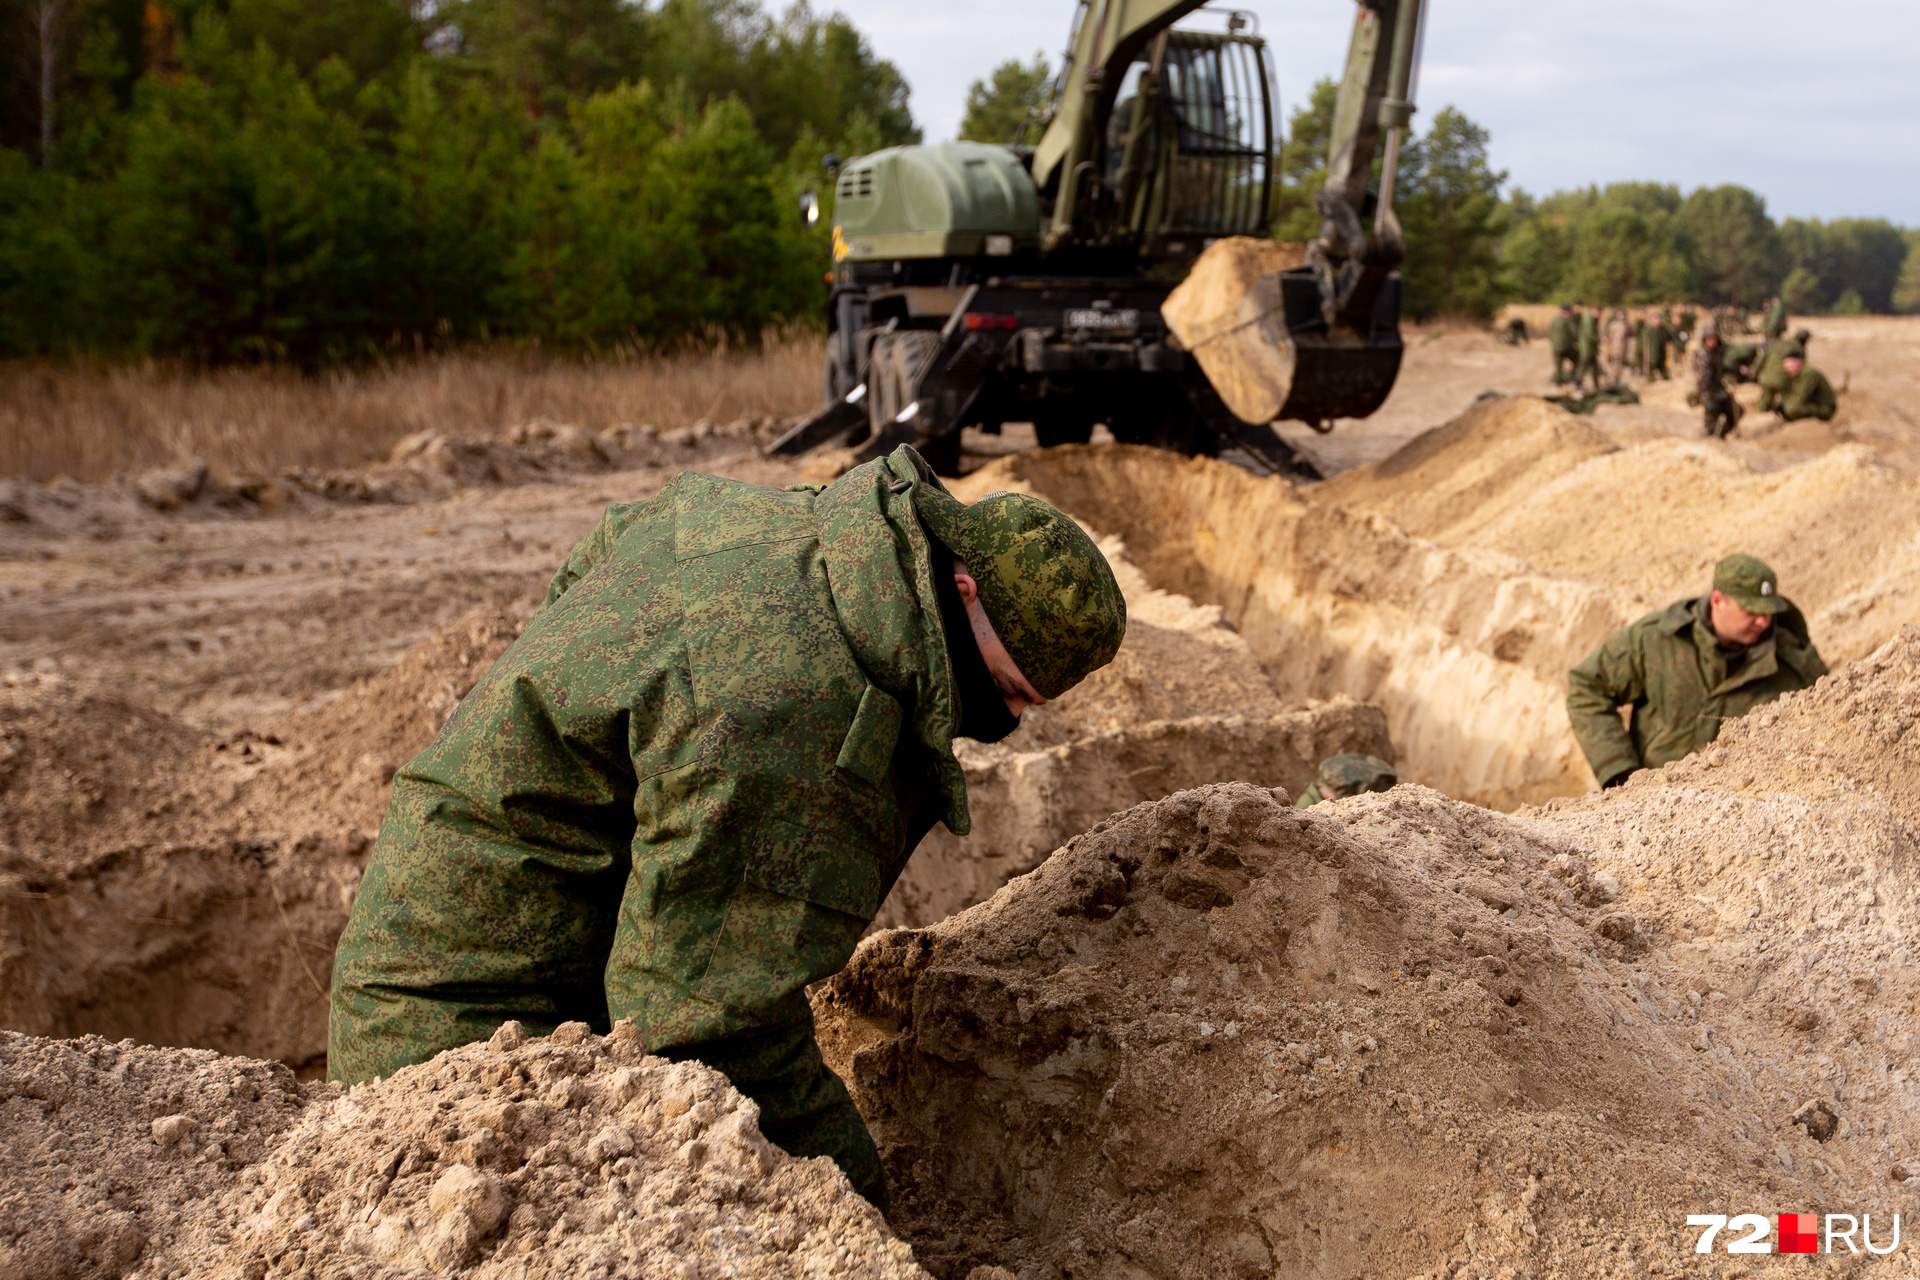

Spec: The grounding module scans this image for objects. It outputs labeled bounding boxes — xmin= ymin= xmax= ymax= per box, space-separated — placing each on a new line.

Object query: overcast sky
xmin=828 ymin=0 xmax=1920 ymax=225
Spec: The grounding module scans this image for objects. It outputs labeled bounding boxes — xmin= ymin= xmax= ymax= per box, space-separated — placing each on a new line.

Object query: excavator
xmin=767 ymin=0 xmax=1427 ymax=479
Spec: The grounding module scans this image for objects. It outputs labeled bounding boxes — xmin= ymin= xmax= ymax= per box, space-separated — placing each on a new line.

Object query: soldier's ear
xmin=954 ymin=570 xmax=980 ymax=607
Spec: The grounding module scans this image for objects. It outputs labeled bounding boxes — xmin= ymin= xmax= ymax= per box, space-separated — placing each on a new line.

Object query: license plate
xmin=1065 ymin=308 xmax=1139 ymax=333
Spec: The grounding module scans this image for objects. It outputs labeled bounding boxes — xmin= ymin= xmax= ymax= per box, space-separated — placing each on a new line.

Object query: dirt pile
xmin=876 ymin=535 xmax=1392 ymax=930
xmin=813 ymin=632 xmax=1920 ymax=1278
xmin=0 ymin=1031 xmax=316 ymax=1280
xmin=2 ymin=1024 xmax=927 ymax=1280
xmin=1325 ymin=411 xmax=1920 ymax=664
xmin=0 ymin=605 xmax=526 ymax=1069
xmin=0 ymin=416 xmax=785 ymax=535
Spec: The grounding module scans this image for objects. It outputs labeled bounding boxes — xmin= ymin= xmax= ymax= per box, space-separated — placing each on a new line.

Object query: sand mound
xmin=1311 ymin=396 xmax=1620 ymax=548
xmin=818 ymin=781 xmax=1771 ymax=1279
xmin=815 ymin=633 xmax=1920 ymax=1278
xmin=876 ymin=535 xmax=1393 ymax=929
xmin=0 ymin=1031 xmax=315 ymax=1280
xmin=2 ymin=1024 xmax=925 ymax=1280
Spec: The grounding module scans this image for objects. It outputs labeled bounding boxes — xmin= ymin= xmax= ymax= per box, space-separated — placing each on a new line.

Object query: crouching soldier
xmin=1567 ymin=554 xmax=1825 ymax=790
xmin=328 ymin=445 xmax=1126 ymax=1207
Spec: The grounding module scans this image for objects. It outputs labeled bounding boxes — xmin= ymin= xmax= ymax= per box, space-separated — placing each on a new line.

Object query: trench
xmin=953 ymin=442 xmax=1625 ymax=809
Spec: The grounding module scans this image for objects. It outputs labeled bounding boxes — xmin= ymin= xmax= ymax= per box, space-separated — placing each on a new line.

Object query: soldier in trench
xmin=1566 ymin=554 xmax=1827 ymax=790
xmin=326 ymin=445 xmax=1127 ymax=1207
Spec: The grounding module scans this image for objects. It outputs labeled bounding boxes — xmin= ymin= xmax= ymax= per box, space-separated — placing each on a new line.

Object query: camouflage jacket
xmin=1578 ymin=313 xmax=1600 ymax=356
xmin=1567 ymin=596 xmax=1827 ymax=787
xmin=1781 ymin=366 xmax=1838 ymax=422
xmin=329 ymin=446 xmax=968 ymax=1083
xmin=1548 ymin=314 xmax=1578 ymax=355
xmin=1757 ymin=337 xmax=1804 ymax=392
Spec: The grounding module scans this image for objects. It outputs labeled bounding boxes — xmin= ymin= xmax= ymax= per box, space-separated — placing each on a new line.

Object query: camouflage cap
xmin=1316 ymin=753 xmax=1398 ymax=800
xmin=912 ymin=485 xmax=1126 ymax=699
xmin=1713 ymin=552 xmax=1789 ymax=616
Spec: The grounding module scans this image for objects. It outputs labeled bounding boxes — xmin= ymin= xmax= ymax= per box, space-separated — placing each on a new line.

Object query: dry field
xmin=6 ymin=316 xmax=1920 ymax=1279
xmin=0 ymin=334 xmax=824 ymax=483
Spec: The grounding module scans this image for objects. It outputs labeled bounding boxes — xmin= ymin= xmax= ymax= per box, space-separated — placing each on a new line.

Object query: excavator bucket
xmin=1163 ymin=237 xmax=1403 ymax=428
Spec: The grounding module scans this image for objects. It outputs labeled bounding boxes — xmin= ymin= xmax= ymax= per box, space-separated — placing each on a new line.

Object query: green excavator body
xmin=770 ymin=0 xmax=1427 ymax=478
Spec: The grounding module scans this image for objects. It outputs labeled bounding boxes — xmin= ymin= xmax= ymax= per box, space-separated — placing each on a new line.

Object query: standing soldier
xmin=1548 ymin=304 xmax=1579 ymax=385
xmin=1763 ymin=294 xmax=1789 ymax=341
xmin=1691 ymin=328 xmax=1742 ymax=438
xmin=1567 ymin=554 xmax=1826 ymax=789
xmin=1604 ymin=308 xmax=1632 ymax=385
xmin=1676 ymin=305 xmax=1697 ymax=359
xmin=327 ymin=445 xmax=1127 ymax=1206
xmin=1632 ymin=315 xmax=1649 ymax=378
xmin=1645 ymin=313 xmax=1672 ymax=380
xmin=1576 ymin=305 xmax=1603 ymax=392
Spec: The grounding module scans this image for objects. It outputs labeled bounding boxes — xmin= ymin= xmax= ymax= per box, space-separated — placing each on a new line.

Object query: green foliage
xmin=1270 ymin=76 xmax=1335 ymax=242
xmin=0 ymin=0 xmax=905 ymax=361
xmin=1829 ymin=287 xmax=1866 ymax=315
xmin=1676 ymin=185 xmax=1781 ymax=308
xmin=957 ymin=53 xmax=1051 ymax=144
xmin=1501 ymin=182 xmax=1914 ymax=313
xmin=1777 ymin=216 xmax=1906 ymax=313
xmin=1895 ymin=232 xmax=1920 ymax=314
xmin=1779 ymin=265 xmax=1822 ymax=314
xmin=1394 ymin=107 xmax=1508 ymax=318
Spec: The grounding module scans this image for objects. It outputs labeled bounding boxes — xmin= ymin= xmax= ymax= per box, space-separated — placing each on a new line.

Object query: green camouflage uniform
xmin=1566 ymin=555 xmax=1826 ymax=788
xmin=1293 ymin=753 xmax=1398 ymax=807
xmin=1780 ymin=365 xmax=1838 ymax=422
xmin=1722 ymin=342 xmax=1760 ymax=383
xmin=1763 ymin=297 xmax=1789 ymax=341
xmin=1676 ymin=308 xmax=1696 ymax=358
xmin=1645 ymin=321 xmax=1671 ymax=380
xmin=1548 ymin=310 xmax=1578 ymax=385
xmin=328 ymin=445 xmax=1124 ymax=1204
xmin=1756 ymin=336 xmax=1805 ymax=413
xmin=1575 ymin=311 xmax=1602 ymax=391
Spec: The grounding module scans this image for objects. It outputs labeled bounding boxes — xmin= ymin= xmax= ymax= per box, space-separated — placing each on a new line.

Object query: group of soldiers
xmin=1543 ymin=297 xmax=1838 ymax=438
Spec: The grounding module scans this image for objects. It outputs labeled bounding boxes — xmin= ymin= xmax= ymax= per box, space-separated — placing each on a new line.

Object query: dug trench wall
xmin=956 ymin=437 xmax=1619 ymax=807
xmin=965 ymin=396 xmax=1920 ymax=807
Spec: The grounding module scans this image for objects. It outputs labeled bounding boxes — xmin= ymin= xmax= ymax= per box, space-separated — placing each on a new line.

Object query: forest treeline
xmin=4 ymin=11 xmax=1916 ymax=366
xmin=0 ymin=0 xmax=912 ymax=362
xmin=964 ymin=63 xmax=1919 ymax=322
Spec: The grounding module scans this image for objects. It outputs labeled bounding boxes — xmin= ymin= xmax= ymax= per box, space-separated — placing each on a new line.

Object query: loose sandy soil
xmin=4 ymin=317 xmax=1920 ymax=1278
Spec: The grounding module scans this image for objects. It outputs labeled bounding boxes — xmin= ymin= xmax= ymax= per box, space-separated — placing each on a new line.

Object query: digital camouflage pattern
xmin=1566 ymin=593 xmax=1827 ymax=788
xmin=1293 ymin=753 xmax=1398 ymax=807
xmin=913 ymin=486 xmax=1125 ymax=700
xmin=328 ymin=444 xmax=1015 ymax=1205
xmin=1780 ymin=364 xmax=1838 ymax=422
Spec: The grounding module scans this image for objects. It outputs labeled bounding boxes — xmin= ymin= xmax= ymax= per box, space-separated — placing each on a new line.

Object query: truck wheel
xmin=869 ymin=330 xmax=959 ymax=473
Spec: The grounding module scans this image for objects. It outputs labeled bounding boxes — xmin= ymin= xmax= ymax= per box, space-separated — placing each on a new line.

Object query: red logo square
xmin=1778 ymin=1213 xmax=1818 ymax=1254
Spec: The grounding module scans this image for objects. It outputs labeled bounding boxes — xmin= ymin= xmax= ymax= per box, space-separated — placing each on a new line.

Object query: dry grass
xmin=0 ymin=335 xmax=825 ymax=483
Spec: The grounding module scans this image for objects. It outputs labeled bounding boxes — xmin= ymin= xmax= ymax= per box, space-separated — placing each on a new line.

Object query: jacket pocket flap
xmin=745 ymin=818 xmax=885 ymax=920
xmin=835 ymin=683 xmax=903 ymax=788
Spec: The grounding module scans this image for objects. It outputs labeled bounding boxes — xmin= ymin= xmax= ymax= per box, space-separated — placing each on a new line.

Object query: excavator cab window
xmin=1111 ymin=32 xmax=1270 ymax=252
